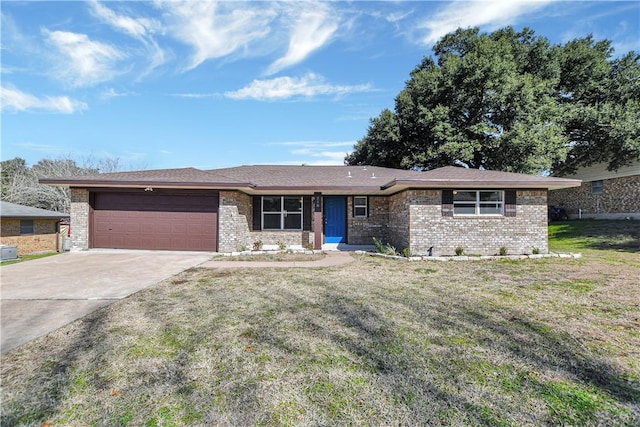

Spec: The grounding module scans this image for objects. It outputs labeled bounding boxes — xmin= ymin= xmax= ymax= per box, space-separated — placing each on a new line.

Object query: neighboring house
xmin=549 ymin=161 xmax=640 ymax=219
xmin=0 ymin=201 xmax=67 ymax=255
xmin=41 ymin=165 xmax=580 ymax=256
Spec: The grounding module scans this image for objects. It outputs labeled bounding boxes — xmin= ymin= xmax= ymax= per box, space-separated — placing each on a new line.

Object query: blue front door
xmin=324 ymin=196 xmax=346 ymax=243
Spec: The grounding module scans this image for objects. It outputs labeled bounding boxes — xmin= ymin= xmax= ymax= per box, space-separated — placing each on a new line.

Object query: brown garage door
xmin=91 ymin=191 xmax=218 ymax=251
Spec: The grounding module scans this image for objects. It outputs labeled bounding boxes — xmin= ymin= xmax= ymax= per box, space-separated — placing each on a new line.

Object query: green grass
xmin=0 ymin=251 xmax=60 ymax=265
xmin=1 ymin=221 xmax=639 ymax=426
xmin=549 ymin=219 xmax=640 ymax=253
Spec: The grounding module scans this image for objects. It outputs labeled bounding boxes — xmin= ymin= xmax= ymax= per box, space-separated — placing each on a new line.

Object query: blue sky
xmin=1 ymin=1 xmax=639 ymax=171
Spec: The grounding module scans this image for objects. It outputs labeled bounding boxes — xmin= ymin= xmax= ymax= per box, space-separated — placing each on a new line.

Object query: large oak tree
xmin=346 ymin=27 xmax=640 ymax=175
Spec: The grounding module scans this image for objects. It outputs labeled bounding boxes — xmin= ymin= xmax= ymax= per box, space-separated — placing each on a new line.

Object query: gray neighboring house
xmin=41 ymin=165 xmax=580 ymax=256
xmin=0 ymin=201 xmax=67 ymax=254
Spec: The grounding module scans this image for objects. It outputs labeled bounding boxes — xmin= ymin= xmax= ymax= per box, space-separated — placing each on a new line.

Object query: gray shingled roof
xmin=39 ymin=165 xmax=581 ymax=192
xmin=0 ymin=201 xmax=68 ymax=218
xmin=211 ymin=165 xmax=424 ymax=188
xmin=40 ymin=167 xmax=251 ymax=188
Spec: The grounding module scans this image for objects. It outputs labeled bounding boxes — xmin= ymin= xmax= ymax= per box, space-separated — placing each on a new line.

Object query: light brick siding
xmin=390 ymin=189 xmax=548 ymax=256
xmin=388 ymin=191 xmax=410 ymax=251
xmin=218 ymin=191 xmax=252 ymax=252
xmin=346 ymin=196 xmax=389 ymax=245
xmin=70 ymin=188 xmax=90 ymax=251
xmin=249 ymin=231 xmax=314 ymax=249
xmin=0 ymin=219 xmax=59 ymax=255
xmin=218 ymin=192 xmax=315 ymax=251
xmin=549 ymin=175 xmax=640 ymax=219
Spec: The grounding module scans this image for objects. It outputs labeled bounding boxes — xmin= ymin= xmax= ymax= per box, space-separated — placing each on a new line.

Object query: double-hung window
xmin=20 ymin=220 xmax=35 ymax=235
xmin=453 ymin=190 xmax=504 ymax=215
xmin=353 ymin=196 xmax=368 ymax=217
xmin=262 ymin=196 xmax=302 ymax=230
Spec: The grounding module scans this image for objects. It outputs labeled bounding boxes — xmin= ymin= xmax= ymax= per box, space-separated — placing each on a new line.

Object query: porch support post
xmin=313 ymin=192 xmax=323 ymax=250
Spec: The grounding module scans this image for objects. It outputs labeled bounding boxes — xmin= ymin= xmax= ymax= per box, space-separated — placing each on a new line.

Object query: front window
xmin=591 ymin=180 xmax=604 ymax=194
xmin=262 ymin=196 xmax=302 ymax=230
xmin=20 ymin=220 xmax=34 ymax=235
xmin=353 ymin=196 xmax=368 ymax=217
xmin=453 ymin=190 xmax=503 ymax=215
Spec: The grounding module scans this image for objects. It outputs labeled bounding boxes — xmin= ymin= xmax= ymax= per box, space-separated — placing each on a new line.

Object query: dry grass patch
xmin=2 ymin=221 xmax=639 ymax=426
xmin=212 ymin=252 xmax=325 ymax=262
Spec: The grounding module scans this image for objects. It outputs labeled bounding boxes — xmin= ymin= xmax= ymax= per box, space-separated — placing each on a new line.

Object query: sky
xmin=1 ymin=1 xmax=639 ymax=171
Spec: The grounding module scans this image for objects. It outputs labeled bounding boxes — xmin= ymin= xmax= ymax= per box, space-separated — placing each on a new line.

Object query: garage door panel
xmin=92 ymin=191 xmax=218 ymax=251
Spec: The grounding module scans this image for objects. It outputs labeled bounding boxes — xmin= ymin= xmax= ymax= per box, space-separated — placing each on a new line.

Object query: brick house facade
xmin=0 ymin=201 xmax=67 ymax=255
xmin=549 ymin=161 xmax=640 ymax=219
xmin=42 ymin=165 xmax=580 ymax=256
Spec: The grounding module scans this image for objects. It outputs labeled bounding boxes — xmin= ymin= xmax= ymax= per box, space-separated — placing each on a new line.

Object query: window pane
xmin=284 ymin=213 xmax=301 ymax=229
xmin=263 ymin=213 xmax=281 ymax=229
xmin=20 ymin=220 xmax=34 ymax=234
xmin=454 ymin=204 xmax=476 ymax=215
xmin=453 ymin=191 xmax=476 ymax=202
xmin=479 ymin=204 xmax=502 ymax=215
xmin=283 ymin=197 xmax=301 ymax=212
xmin=480 ymin=191 xmax=502 ymax=202
xmin=354 ymin=196 xmax=367 ymax=207
xmin=591 ymin=180 xmax=604 ymax=194
xmin=263 ymin=197 xmax=281 ymax=212
xmin=354 ymin=206 xmax=367 ymax=217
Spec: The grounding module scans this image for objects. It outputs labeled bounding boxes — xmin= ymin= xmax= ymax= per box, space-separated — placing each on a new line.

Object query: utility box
xmin=62 ymin=237 xmax=72 ymax=252
xmin=0 ymin=245 xmax=18 ymax=261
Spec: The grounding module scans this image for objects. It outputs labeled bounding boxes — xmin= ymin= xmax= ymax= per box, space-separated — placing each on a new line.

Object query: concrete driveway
xmin=0 ymin=250 xmax=213 ymax=353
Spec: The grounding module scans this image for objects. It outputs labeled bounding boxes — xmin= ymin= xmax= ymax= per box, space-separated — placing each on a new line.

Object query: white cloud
xmin=158 ymin=1 xmax=275 ymax=71
xmin=266 ymin=5 xmax=339 ymax=75
xmin=89 ymin=1 xmax=158 ymax=39
xmin=225 ymin=73 xmax=372 ymax=101
xmin=89 ymin=1 xmax=166 ymax=74
xmin=0 ymin=86 xmax=87 ymax=113
xmin=269 ymin=140 xmax=354 ymax=165
xmin=43 ymin=29 xmax=126 ymax=87
xmin=100 ymin=88 xmax=136 ymax=100
xmin=418 ymin=0 xmax=554 ymax=45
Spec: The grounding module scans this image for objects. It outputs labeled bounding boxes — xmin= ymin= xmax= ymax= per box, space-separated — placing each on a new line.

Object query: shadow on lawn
xmin=1 ymin=307 xmax=110 ymax=425
xmin=3 ymin=270 xmax=637 ymax=425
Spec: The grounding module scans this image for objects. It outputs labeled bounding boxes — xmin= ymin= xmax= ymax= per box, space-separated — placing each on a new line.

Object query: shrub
xmin=276 ymin=240 xmax=287 ymax=251
xmin=532 ymin=247 xmax=540 ymax=254
xmin=252 ymin=240 xmax=263 ymax=251
xmin=455 ymin=246 xmax=464 ymax=256
xmin=499 ymin=246 xmax=508 ymax=256
xmin=239 ymin=244 xmax=250 ymax=252
xmin=372 ymin=237 xmax=385 ymax=253
xmin=304 ymin=243 xmax=314 ymax=251
xmin=402 ymin=247 xmax=412 ymax=258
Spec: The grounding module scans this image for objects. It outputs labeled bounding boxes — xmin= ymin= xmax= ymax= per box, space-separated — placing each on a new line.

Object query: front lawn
xmin=1 ymin=221 xmax=638 ymax=426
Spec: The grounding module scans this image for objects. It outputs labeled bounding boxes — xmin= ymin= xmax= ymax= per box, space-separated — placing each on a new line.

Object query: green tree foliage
xmin=346 ymin=27 xmax=640 ymax=174
xmin=0 ymin=156 xmax=122 ymax=212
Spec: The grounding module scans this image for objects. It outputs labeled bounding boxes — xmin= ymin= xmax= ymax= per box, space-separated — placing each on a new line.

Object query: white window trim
xmin=453 ymin=190 xmax=505 ymax=216
xmin=262 ymin=196 xmax=303 ymax=230
xmin=354 ymin=196 xmax=368 ymax=217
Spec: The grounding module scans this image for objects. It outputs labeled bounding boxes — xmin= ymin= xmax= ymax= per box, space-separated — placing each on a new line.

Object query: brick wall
xmin=248 ymin=230 xmax=314 ymax=250
xmin=389 ymin=189 xmax=548 ymax=256
xmin=70 ymin=188 xmax=89 ymax=251
xmin=549 ymin=175 xmax=640 ymax=219
xmin=388 ymin=191 xmax=410 ymax=251
xmin=218 ymin=191 xmax=252 ymax=252
xmin=346 ymin=196 xmax=389 ymax=245
xmin=0 ymin=218 xmax=59 ymax=255
xmin=219 ymin=192 xmax=315 ymax=251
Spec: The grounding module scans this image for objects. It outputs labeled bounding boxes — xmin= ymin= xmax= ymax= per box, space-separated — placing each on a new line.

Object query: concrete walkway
xmin=199 ymin=251 xmax=355 ymax=269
